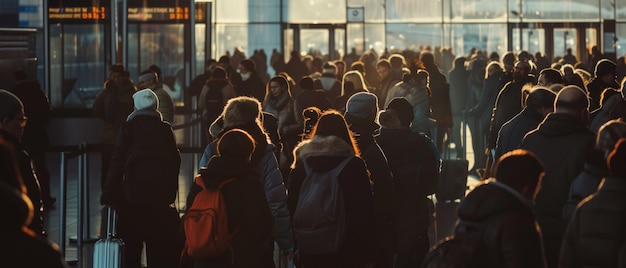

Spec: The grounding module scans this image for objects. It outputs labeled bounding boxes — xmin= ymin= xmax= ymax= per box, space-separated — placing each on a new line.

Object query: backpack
xmin=292 ymin=156 xmax=353 ymax=255
xmin=422 ymin=220 xmax=492 ymax=268
xmin=183 ymin=175 xmax=236 ymax=258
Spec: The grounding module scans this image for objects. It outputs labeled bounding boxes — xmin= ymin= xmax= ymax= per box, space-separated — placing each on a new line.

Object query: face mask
xmin=240 ymin=72 xmax=251 ymax=81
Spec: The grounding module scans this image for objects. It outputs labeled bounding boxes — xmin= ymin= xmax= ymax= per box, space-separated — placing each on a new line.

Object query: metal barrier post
xmin=59 ymin=152 xmax=67 ymax=257
xmin=76 ymin=143 xmax=84 ymax=268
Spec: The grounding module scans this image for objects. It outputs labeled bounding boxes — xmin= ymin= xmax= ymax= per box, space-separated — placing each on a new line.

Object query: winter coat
xmin=0 ymin=130 xmax=44 ymax=236
xmin=235 ymin=75 xmax=265 ymax=103
xmin=189 ymin=156 xmax=273 ymax=268
xmin=375 ymin=75 xmax=401 ymax=109
xmin=93 ymin=80 xmax=136 ymax=144
xmin=101 ymin=110 xmax=181 ymax=208
xmin=562 ymin=153 xmax=608 ymax=222
xmin=344 ymin=114 xmax=395 ymax=246
xmin=457 ymin=180 xmax=547 ymax=268
xmin=287 ymin=135 xmax=375 ymax=266
xmin=314 ymin=74 xmax=342 ymax=101
xmin=197 ymin=122 xmax=295 ymax=251
xmin=10 ymin=80 xmax=51 ymax=152
xmin=386 ymin=80 xmax=437 ymax=135
xmin=294 ymin=89 xmax=333 ymax=116
xmin=448 ymin=66 xmax=470 ymax=116
xmin=520 ymin=113 xmax=595 ymax=266
xmin=488 ymin=75 xmax=535 ymax=149
xmin=426 ymin=66 xmax=453 ymax=128
xmin=262 ymin=90 xmax=301 ymax=144
xmin=199 ymin=81 xmax=237 ymax=129
xmin=469 ymin=71 xmax=505 ymax=133
xmin=494 ymin=108 xmax=545 ymax=160
xmin=560 ymin=177 xmax=626 ymax=268
xmin=375 ymin=110 xmax=439 ymax=237
xmin=589 ymin=94 xmax=622 ymax=133
xmin=151 ymin=84 xmax=175 ymax=124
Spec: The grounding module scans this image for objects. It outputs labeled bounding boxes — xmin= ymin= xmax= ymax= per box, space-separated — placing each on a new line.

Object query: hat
xmin=346 ymin=92 xmax=379 ymax=120
xmin=608 ymin=138 xmax=626 ymax=177
xmin=217 ymin=129 xmax=256 ymax=160
xmin=0 ymin=90 xmax=24 ymax=121
xmin=133 ymin=89 xmax=158 ymax=111
xmin=222 ymin=96 xmax=262 ymax=129
xmin=299 ymin=76 xmax=314 ymax=90
xmin=322 ymin=62 xmax=337 ymax=75
xmin=386 ymin=97 xmax=414 ymax=126
xmin=595 ymin=59 xmax=617 ymax=77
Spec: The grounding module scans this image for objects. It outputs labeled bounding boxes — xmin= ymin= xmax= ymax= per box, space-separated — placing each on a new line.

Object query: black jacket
xmin=560 ymin=177 xmax=626 ymax=268
xmin=102 ymin=111 xmax=181 ymax=208
xmin=494 ymin=108 xmax=545 ymax=160
xmin=469 ymin=71 xmax=506 ymax=132
xmin=488 ymin=75 xmax=535 ymax=148
xmin=288 ymin=136 xmax=375 ymax=266
xmin=520 ymin=113 xmax=595 ymax=266
xmin=457 ymin=180 xmax=547 ymax=268
xmin=189 ymin=156 xmax=274 ymax=267
xmin=587 ymin=77 xmax=618 ymax=112
xmin=562 ymin=150 xmax=608 ymax=222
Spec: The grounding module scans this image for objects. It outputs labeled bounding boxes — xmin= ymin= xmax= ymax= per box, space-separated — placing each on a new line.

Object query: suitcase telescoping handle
xmin=105 ymin=206 xmax=118 ymax=237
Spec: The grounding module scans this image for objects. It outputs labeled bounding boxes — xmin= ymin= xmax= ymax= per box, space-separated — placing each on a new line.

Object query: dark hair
xmin=539 ymin=68 xmax=564 ymax=85
xmin=494 ymin=149 xmax=544 ymax=192
xmin=240 ymin=59 xmax=256 ymax=73
xmin=351 ymin=61 xmax=365 ymax=73
xmin=266 ymin=76 xmax=291 ymax=99
xmin=525 ymin=87 xmax=556 ymax=111
xmin=310 ymin=111 xmax=360 ymax=156
xmin=376 ymin=59 xmax=391 ymax=69
xmin=148 ymin=65 xmax=163 ymax=82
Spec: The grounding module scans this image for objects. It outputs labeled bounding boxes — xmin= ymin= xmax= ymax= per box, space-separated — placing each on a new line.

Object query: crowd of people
xmin=3 ymin=43 xmax=626 ymax=268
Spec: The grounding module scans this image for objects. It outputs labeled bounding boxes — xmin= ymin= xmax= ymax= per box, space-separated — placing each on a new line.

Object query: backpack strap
xmin=194 ymin=175 xmax=235 ymax=190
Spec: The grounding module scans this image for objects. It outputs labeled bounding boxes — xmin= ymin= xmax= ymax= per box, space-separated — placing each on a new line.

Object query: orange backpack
xmin=184 ymin=175 xmax=236 ymax=258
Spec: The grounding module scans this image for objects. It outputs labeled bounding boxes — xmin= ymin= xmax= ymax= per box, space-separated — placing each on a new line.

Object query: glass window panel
xmin=348 ymin=0 xmax=384 ymax=21
xmin=49 ymin=24 xmax=106 ymax=109
xmin=365 ymin=24 xmax=386 ymax=56
xmin=300 ymin=29 xmax=329 ymax=56
xmin=509 ymin=0 xmax=601 ymax=21
xmin=214 ymin=24 xmax=280 ymax=75
xmin=525 ymin=28 xmax=546 ymax=55
xmin=215 ymin=0 xmax=247 ymax=22
xmin=386 ymin=0 xmax=443 ymax=22
xmin=347 ymin=23 xmax=366 ymax=55
xmin=616 ymin=23 xmax=626 ymax=56
xmin=335 ymin=28 xmax=346 ymax=59
xmin=195 ymin=24 xmax=207 ymax=77
xmin=449 ymin=23 xmax=508 ymax=57
xmin=617 ymin=0 xmax=626 ymax=20
xmin=450 ymin=0 xmax=507 ymax=21
xmin=287 ymin=0 xmax=345 ymax=23
xmin=553 ymin=28 xmax=577 ymax=57
xmin=386 ymin=24 xmax=443 ymax=52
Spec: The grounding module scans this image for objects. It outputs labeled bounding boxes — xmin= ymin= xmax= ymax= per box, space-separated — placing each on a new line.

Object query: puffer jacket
xmin=287 ymin=135 xmax=375 ymax=266
xmin=457 ymin=180 xmax=547 ymax=268
xmin=197 ymin=122 xmax=294 ymax=251
xmin=560 ymin=177 xmax=626 ymax=267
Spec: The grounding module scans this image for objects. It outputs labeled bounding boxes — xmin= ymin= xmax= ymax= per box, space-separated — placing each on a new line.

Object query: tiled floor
xmin=42 ymin=125 xmax=481 ymax=268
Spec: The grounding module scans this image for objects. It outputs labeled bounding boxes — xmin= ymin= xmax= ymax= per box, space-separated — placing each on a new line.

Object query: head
xmin=205 ymin=59 xmax=218 ymax=74
xmin=148 ymin=65 xmax=163 ymax=84
xmin=298 ymin=76 xmax=315 ymax=91
xmin=342 ymin=70 xmax=368 ymax=93
xmin=502 ymin=51 xmax=517 ymax=72
xmin=322 ymin=62 xmax=338 ymax=77
xmin=350 ymin=61 xmax=366 ymax=75
xmin=310 ymin=110 xmax=360 ymax=156
xmin=108 ymin=64 xmax=126 ymax=87
xmin=389 ymin=54 xmax=406 ymax=70
xmin=597 ymin=119 xmax=626 ymax=156
xmin=210 ymin=66 xmax=229 ymax=82
xmin=239 ymin=59 xmax=256 ymax=81
xmin=137 ymin=70 xmax=158 ymax=90
xmin=494 ymin=149 xmax=545 ymax=200
xmin=221 ymin=96 xmax=262 ymax=129
xmin=335 ymin=60 xmax=346 ymax=78
xmin=132 ymin=89 xmax=159 ymax=111
xmin=415 ymin=69 xmax=430 ymax=87
xmin=452 ymin=57 xmax=466 ymax=71
xmin=419 ymin=51 xmax=435 ymax=68
xmin=525 ymin=87 xmax=556 ymax=117
xmin=513 ymin=60 xmax=531 ymax=81
xmin=217 ymin=129 xmax=256 ymax=162
xmin=608 ymin=138 xmax=626 ymax=177
xmin=486 ymin=61 xmax=505 ymax=79
xmin=0 ymin=90 xmax=26 ymax=141
xmin=554 ymin=85 xmax=590 ymax=124
xmin=346 ymin=92 xmax=379 ymax=122
xmin=384 ymin=97 xmax=415 ymax=127
xmin=594 ymin=59 xmax=617 ymax=83
xmin=266 ymin=76 xmax=290 ymax=98
xmin=538 ymin=68 xmax=563 ymax=87
xmin=376 ymin=59 xmax=392 ymax=81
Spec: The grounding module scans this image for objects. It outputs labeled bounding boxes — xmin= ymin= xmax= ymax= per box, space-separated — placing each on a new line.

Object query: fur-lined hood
xmin=292 ymin=135 xmax=354 ymax=167
xmin=377 ymin=109 xmax=404 ymax=129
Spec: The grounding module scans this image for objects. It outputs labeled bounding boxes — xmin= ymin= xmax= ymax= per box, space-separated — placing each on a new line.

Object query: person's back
xmin=520 ymin=86 xmax=595 ymax=267
xmin=560 ymin=138 xmax=626 ymax=267
xmin=454 ymin=150 xmax=547 ymax=268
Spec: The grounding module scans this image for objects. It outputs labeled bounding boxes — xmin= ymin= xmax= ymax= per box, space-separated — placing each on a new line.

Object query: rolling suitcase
xmin=93 ymin=207 xmax=125 ymax=268
xmin=436 ymin=111 xmax=469 ymax=202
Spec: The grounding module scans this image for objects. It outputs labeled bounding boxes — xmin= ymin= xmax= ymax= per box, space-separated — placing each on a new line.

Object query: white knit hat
xmin=133 ymin=89 xmax=158 ymax=111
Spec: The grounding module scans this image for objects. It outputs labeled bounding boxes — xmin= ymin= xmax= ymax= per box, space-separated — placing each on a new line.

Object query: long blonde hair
xmin=342 ymin=70 xmax=368 ymax=96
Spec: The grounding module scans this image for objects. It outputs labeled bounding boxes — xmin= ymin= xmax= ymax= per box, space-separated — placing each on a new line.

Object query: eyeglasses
xmin=14 ymin=115 xmax=27 ymax=127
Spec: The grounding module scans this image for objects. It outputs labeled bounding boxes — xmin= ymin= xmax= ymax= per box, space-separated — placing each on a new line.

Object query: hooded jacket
xmin=488 ymin=74 xmax=535 ymax=149
xmin=314 ymin=74 xmax=342 ymax=101
xmin=93 ymin=79 xmax=136 ymax=144
xmin=456 ymin=180 xmax=547 ymax=268
xmin=287 ymin=135 xmax=375 ymax=265
xmin=189 ymin=156 xmax=273 ymax=267
xmin=520 ymin=113 xmax=595 ymax=265
xmin=495 ymin=108 xmax=546 ymax=160
xmin=385 ymin=80 xmax=437 ymax=135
